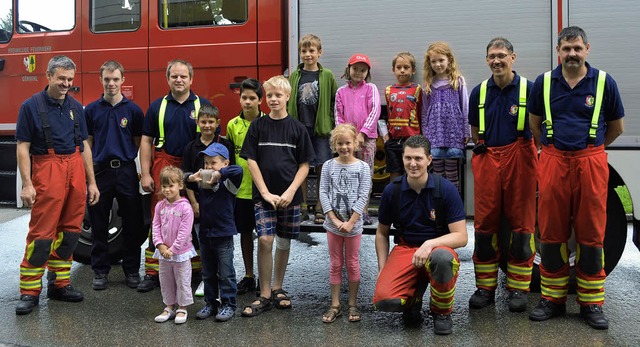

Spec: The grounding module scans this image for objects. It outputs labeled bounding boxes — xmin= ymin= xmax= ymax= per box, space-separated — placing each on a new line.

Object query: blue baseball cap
xmin=199 ymin=142 xmax=229 ymax=160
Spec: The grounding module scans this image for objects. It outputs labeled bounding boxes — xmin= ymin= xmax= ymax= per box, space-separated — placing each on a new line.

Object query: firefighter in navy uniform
xmin=529 ymin=26 xmax=625 ymax=330
xmin=137 ymin=59 xmax=212 ymax=292
xmin=467 ymin=37 xmax=537 ymax=312
xmin=85 ymin=60 xmax=145 ymax=291
xmin=15 ymin=55 xmax=100 ymax=315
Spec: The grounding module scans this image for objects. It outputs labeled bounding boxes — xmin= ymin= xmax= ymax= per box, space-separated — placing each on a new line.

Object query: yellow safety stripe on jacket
xmin=478 ymin=77 xmax=528 ymax=136
xmin=543 ymin=70 xmax=606 ymax=142
xmin=156 ymin=96 xmax=201 ymax=149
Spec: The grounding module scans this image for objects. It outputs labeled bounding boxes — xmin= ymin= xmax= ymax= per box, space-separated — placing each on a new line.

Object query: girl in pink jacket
xmin=335 ymin=54 xmax=381 ymax=225
xmin=152 ymin=166 xmax=196 ymax=324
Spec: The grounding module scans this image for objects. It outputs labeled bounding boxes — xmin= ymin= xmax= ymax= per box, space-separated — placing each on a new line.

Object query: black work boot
xmin=507 ymin=290 xmax=528 ymax=312
xmin=469 ymin=288 xmax=495 ymax=309
xmin=47 ymin=284 xmax=84 ymax=302
xmin=432 ymin=313 xmax=453 ymax=335
xmin=16 ymin=294 xmax=39 ymax=315
xmin=529 ymin=298 xmax=566 ymax=321
xmin=580 ymin=304 xmax=609 ymax=330
xmin=137 ymin=274 xmax=159 ymax=293
xmin=125 ymin=273 xmax=141 ymax=289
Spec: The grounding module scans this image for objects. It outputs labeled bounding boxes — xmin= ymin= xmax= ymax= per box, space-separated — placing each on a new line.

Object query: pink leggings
xmin=327 ymin=231 xmax=362 ymax=285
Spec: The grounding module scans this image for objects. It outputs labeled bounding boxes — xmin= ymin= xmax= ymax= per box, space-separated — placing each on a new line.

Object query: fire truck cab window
xmin=91 ymin=0 xmax=141 ymax=33
xmin=0 ymin=0 xmax=12 ymax=43
xmin=17 ymin=0 xmax=74 ymax=33
xmin=159 ymin=0 xmax=247 ymax=29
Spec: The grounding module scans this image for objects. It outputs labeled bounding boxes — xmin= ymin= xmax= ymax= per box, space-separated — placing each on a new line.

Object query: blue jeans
xmin=199 ymin=236 xmax=237 ymax=309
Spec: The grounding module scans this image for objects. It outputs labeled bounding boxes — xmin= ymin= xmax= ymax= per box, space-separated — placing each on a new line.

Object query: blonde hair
xmin=298 ymin=33 xmax=322 ymax=52
xmin=329 ymin=123 xmax=359 ymax=153
xmin=423 ymin=41 xmax=461 ymax=94
xmin=263 ymin=75 xmax=291 ymax=95
xmin=159 ymin=166 xmax=184 ymax=188
xmin=392 ymin=52 xmax=417 ymax=71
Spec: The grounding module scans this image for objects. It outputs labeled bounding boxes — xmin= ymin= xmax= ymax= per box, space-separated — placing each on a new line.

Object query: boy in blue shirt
xmin=185 ymin=143 xmax=243 ymax=321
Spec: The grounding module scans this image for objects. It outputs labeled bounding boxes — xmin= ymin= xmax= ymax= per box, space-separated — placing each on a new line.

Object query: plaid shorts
xmin=254 ymin=201 xmax=301 ymax=239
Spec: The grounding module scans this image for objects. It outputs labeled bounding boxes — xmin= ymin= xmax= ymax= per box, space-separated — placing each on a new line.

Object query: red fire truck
xmin=1 ymin=0 xmax=638 ymax=284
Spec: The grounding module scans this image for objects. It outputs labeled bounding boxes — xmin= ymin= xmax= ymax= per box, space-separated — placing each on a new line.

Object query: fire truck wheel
xmin=499 ymin=185 xmax=627 ymax=293
xmin=73 ymin=199 xmax=124 ymax=265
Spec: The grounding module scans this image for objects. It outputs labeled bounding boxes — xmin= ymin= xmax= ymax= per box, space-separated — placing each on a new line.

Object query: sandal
xmin=241 ymin=296 xmax=272 ymax=317
xmin=313 ymin=212 xmax=325 ymax=225
xmin=348 ymin=305 xmax=362 ymax=322
xmin=322 ymin=306 xmax=342 ymax=323
xmin=154 ymin=307 xmax=176 ymax=323
xmin=272 ymin=288 xmax=292 ymax=309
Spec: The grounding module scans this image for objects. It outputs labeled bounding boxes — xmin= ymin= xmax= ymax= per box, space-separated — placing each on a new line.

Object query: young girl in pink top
xmin=335 ymin=54 xmax=380 ymax=225
xmin=421 ymin=42 xmax=470 ymax=193
xmin=152 ymin=166 xmax=196 ymax=324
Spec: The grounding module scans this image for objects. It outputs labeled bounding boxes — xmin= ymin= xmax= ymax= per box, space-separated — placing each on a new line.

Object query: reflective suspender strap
xmin=478 ymin=79 xmax=489 ymax=139
xmin=156 ymin=95 xmax=201 ymax=149
xmin=194 ymin=96 xmax=201 ymax=133
xmin=542 ymin=71 xmax=554 ymax=142
xmin=156 ymin=97 xmax=169 ymax=149
xmin=517 ymin=77 xmax=527 ymax=132
xmin=589 ymin=71 xmax=607 ymax=143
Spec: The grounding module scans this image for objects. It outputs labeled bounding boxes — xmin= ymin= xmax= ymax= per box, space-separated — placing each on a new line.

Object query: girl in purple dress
xmin=421 ymin=41 xmax=470 ymax=193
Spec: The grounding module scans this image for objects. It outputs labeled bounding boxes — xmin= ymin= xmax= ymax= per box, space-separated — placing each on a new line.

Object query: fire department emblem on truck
xmin=23 ymin=55 xmax=36 ymax=73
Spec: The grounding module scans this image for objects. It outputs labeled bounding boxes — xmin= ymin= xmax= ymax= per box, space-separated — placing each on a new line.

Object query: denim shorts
xmin=254 ymin=201 xmax=301 ymax=239
xmin=430 ymin=147 xmax=465 ymax=159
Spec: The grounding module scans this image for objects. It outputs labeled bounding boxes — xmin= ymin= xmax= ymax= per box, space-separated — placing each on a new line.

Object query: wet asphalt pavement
xmin=1 ymin=208 xmax=639 ymax=347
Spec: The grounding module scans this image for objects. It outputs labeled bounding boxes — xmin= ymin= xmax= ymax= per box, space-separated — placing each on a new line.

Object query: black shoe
xmin=432 ymin=313 xmax=453 ymax=335
xmin=47 ymin=284 xmax=84 ymax=302
xmin=507 ymin=290 xmax=528 ymax=312
xmin=137 ymin=274 xmax=159 ymax=293
xmin=92 ymin=274 xmax=108 ymax=291
xmin=16 ymin=294 xmax=39 ymax=315
xmin=237 ymin=276 xmax=256 ymax=295
xmin=580 ymin=304 xmax=609 ymax=330
xmin=469 ymin=288 xmax=495 ymax=309
xmin=125 ymin=273 xmax=141 ymax=289
xmin=529 ymin=298 xmax=566 ymax=321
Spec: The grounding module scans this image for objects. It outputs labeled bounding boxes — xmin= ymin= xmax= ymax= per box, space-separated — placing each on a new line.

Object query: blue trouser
xmin=88 ymin=161 xmax=145 ymax=275
xmin=199 ymin=235 xmax=237 ymax=309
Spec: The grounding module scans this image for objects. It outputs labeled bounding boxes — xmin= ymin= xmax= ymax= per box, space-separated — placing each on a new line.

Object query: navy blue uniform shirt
xmin=142 ymin=91 xmax=212 ymax=157
xmin=85 ymin=95 xmax=143 ymax=164
xmin=528 ymin=63 xmax=624 ymax=150
xmin=468 ymin=73 xmax=533 ymax=147
xmin=16 ymin=88 xmax=88 ymax=155
xmin=378 ymin=174 xmax=465 ymax=246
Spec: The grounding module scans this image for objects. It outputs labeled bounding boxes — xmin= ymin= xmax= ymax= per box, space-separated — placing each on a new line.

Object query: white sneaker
xmin=195 ymin=281 xmax=205 ymax=297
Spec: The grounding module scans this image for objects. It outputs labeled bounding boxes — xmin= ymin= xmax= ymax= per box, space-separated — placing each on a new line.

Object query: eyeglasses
xmin=486 ymin=53 xmax=510 ymax=60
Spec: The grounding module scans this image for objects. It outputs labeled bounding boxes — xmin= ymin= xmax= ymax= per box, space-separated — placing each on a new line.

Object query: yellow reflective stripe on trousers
xmin=474 ymin=263 xmax=499 ymax=273
xmin=578 ymin=292 xmax=605 ymax=303
xmin=541 ymin=286 xmax=568 ymax=299
xmin=507 ymin=263 xmax=533 ymax=276
xmin=507 ymin=278 xmax=531 ymax=290
xmin=476 ymin=278 xmax=498 ymax=287
xmin=540 ymin=275 xmax=570 ymax=287
xmin=20 ymin=279 xmax=42 ymax=289
xmin=20 ymin=267 xmax=45 ymax=276
xmin=48 ymin=260 xmax=71 ymax=268
xmin=576 ymin=277 xmax=605 ymax=290
xmin=431 ymin=286 xmax=455 ymax=299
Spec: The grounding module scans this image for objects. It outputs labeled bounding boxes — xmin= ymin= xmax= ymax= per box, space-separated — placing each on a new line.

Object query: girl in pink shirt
xmin=335 ymin=53 xmax=381 ymax=225
xmin=152 ymin=166 xmax=196 ymax=324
